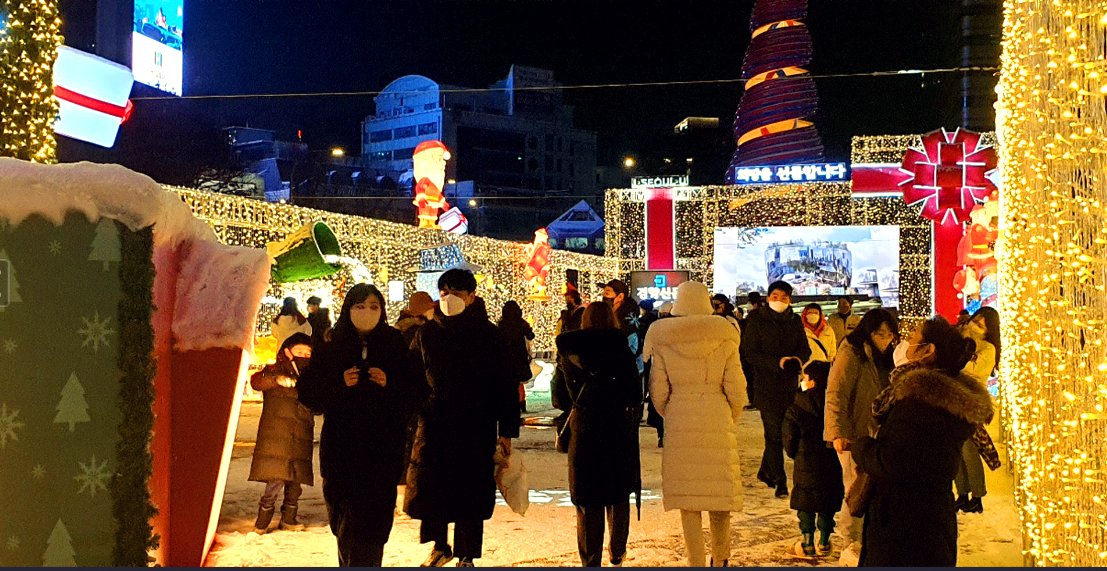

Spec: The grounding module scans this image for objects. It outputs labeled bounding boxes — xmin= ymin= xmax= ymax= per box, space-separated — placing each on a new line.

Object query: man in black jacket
xmin=306 ymin=296 xmax=332 ymax=350
xmin=405 ymin=269 xmax=519 ymax=568
xmin=740 ymin=281 xmax=811 ymax=499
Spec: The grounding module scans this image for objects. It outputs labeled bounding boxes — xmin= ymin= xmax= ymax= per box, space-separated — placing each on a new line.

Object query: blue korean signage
xmin=732 ymin=163 xmax=849 ymax=184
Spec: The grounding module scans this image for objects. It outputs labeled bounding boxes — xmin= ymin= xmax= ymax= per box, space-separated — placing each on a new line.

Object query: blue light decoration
xmin=725 ymin=0 xmax=825 ymax=181
xmin=731 ymin=162 xmax=849 ymax=184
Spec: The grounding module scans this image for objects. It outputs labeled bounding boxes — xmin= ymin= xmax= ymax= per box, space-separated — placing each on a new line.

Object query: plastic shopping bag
xmin=493 ymin=444 xmax=530 ymax=516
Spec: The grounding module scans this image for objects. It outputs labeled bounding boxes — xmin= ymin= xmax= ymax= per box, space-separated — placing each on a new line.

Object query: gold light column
xmin=0 ymin=0 xmax=63 ymax=163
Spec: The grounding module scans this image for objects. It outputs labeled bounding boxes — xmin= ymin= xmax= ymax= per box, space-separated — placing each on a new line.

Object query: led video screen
xmin=713 ymin=226 xmax=900 ymax=307
xmin=132 ymin=0 xmax=183 ymax=95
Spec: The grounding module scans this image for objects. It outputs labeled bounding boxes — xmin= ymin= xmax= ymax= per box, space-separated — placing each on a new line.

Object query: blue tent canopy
xmin=548 ymin=200 xmax=604 ymax=240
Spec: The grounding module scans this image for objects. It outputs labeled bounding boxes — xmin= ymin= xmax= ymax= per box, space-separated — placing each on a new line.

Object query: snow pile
xmin=173 ymin=239 xmax=272 ymax=352
xmin=0 ymin=158 xmax=271 ymax=351
xmin=0 ymin=158 xmax=215 ymax=247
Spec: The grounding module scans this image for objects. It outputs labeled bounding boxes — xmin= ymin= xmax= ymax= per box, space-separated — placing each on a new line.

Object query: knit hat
xmin=406 ymin=291 xmax=436 ymax=316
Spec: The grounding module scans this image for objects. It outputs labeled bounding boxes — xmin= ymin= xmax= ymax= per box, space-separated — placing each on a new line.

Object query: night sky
xmin=58 ymin=0 xmax=973 ymax=185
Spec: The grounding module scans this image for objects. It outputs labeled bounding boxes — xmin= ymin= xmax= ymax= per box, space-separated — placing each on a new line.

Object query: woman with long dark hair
xmin=498 ymin=300 xmax=536 ymax=413
xmin=823 ymin=308 xmax=898 ymax=562
xmin=553 ymin=301 xmax=642 ymax=567
xmin=953 ymin=306 xmax=1002 ymax=513
xmin=297 ymin=284 xmax=416 ymax=566
xmin=272 ymin=296 xmax=312 ymax=346
xmin=853 ymin=316 xmax=992 ymax=566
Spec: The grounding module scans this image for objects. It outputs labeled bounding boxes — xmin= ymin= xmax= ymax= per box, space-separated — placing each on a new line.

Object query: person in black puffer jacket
xmin=297 ymin=284 xmax=418 ymax=567
xmin=782 ymin=360 xmax=843 ymax=558
xmin=405 ymin=269 xmax=520 ymax=568
xmin=740 ymin=281 xmax=811 ymax=498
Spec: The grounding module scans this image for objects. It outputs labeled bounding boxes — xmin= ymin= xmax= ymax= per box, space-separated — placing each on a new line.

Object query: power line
xmin=131 ymin=66 xmax=999 ymax=101
xmin=294 ymin=195 xmax=603 ymax=200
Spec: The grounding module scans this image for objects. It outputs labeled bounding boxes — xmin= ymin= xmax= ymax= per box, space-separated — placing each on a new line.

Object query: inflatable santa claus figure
xmin=412 ymin=140 xmax=451 ymax=229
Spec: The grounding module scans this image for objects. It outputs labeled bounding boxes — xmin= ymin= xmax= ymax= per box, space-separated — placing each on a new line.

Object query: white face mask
xmin=965 ymin=322 xmax=986 ymax=340
xmin=352 ymin=305 xmax=383 ymax=331
xmin=806 ymin=313 xmax=820 ymax=325
xmin=350 ymin=306 xmax=380 ymax=332
xmin=440 ymin=294 xmax=467 ymax=317
xmin=768 ymin=300 xmax=790 ymax=313
xmin=892 ymin=340 xmax=911 ymax=368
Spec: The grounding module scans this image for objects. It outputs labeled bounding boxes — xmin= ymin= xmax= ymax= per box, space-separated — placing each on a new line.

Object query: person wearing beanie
xmin=644 ymin=281 xmax=746 ymax=567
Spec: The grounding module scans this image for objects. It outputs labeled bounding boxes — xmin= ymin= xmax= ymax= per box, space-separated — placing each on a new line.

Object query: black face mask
xmin=566 ymin=301 xmax=575 ymax=311
xmin=291 ymin=357 xmax=310 ymax=374
xmin=603 ymin=297 xmax=615 ymax=308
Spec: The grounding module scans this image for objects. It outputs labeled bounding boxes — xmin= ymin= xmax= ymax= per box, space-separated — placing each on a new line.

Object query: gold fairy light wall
xmin=996 ymin=0 xmax=1107 ymax=565
xmin=604 ymin=182 xmax=933 ymax=330
xmin=168 ymin=186 xmax=617 ymax=352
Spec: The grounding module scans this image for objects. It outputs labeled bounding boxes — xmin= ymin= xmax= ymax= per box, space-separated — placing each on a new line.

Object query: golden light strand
xmin=997 ymin=0 xmax=1107 ymax=565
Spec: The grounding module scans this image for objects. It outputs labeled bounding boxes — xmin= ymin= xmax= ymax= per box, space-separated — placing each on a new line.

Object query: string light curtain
xmin=0 ymin=0 xmax=63 ymax=163
xmin=169 ymin=187 xmax=617 ymax=352
xmin=996 ymin=0 xmax=1107 ymax=565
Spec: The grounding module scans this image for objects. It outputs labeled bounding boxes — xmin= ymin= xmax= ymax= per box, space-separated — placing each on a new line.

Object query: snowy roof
xmin=546 ymin=200 xmax=604 ymax=240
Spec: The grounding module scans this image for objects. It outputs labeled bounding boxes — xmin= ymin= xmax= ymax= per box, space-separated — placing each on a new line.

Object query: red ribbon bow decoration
xmin=898 ymin=128 xmax=997 ymax=226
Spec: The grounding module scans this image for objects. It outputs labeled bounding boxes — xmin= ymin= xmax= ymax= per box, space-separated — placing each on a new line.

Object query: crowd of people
xmin=247 ymin=272 xmax=1000 ymax=567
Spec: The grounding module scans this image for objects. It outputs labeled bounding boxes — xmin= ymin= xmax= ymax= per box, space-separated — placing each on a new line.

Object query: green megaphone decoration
xmin=266 ymin=221 xmax=344 ymax=283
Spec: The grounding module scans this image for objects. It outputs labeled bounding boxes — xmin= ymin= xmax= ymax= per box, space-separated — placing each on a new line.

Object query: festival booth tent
xmin=546 ymin=200 xmax=604 ymax=254
xmin=0 ymin=159 xmax=271 ymax=566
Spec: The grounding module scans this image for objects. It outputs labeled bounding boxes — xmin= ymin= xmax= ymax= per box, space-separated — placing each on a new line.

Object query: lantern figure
xmin=412 ymin=140 xmax=451 ymax=229
xmin=523 ymin=228 xmax=552 ymax=300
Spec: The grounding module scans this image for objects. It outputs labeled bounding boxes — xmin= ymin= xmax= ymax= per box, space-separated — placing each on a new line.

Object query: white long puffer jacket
xmin=644 ymin=282 xmax=747 ymax=512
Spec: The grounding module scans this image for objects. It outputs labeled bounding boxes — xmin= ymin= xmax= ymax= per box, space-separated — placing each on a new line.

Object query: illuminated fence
xmin=995 ymin=0 xmax=1107 ymax=565
xmin=168 ymin=186 xmax=617 ymax=352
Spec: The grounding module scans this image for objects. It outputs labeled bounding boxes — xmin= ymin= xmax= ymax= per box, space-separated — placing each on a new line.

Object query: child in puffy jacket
xmin=782 ymin=360 xmax=844 ymax=558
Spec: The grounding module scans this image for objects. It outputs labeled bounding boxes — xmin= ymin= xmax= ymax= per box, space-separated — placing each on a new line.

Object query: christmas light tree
xmin=0 ymin=0 xmax=64 ymax=163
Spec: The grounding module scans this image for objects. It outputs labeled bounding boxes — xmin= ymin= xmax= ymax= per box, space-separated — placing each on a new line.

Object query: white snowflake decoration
xmin=6 ymin=535 xmax=18 ymax=551
xmin=74 ymin=455 xmax=110 ymax=498
xmin=0 ymin=403 xmax=25 ymax=449
xmin=32 ymin=465 xmax=46 ymax=480
xmin=3 ymin=339 xmax=15 ymax=353
xmin=77 ymin=312 xmax=114 ymax=352
xmin=49 ymin=240 xmax=61 ymax=255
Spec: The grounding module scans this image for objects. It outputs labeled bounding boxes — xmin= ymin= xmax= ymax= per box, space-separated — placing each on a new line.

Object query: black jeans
xmin=575 ymin=501 xmax=630 ymax=567
xmin=759 ymin=404 xmax=788 ymax=485
xmin=323 ymin=481 xmax=395 ymax=567
xmin=420 ymin=518 xmax=484 ymax=559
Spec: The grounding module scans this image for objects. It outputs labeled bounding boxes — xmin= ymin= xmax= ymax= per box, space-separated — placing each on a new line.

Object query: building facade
xmin=361 ymin=65 xmax=598 ymax=197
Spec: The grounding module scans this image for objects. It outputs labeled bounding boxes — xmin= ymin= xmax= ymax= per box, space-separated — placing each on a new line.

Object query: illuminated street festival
xmin=1 ymin=0 xmax=1105 ymax=567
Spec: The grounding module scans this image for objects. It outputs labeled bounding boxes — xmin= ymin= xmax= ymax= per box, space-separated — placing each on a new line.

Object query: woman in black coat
xmin=553 ymin=302 xmax=642 ymax=567
xmin=852 ymin=316 xmax=993 ymax=567
xmin=297 ymin=284 xmax=417 ymax=567
xmin=498 ymin=300 xmax=536 ymax=412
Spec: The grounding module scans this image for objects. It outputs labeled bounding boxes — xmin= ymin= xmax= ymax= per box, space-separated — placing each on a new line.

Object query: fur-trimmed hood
xmin=894 ymin=367 xmax=994 ymax=425
xmin=643 ymin=314 xmax=740 ymax=362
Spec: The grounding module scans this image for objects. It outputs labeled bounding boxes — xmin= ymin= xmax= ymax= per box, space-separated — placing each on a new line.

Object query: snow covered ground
xmin=206 ymin=378 xmax=1024 ymax=567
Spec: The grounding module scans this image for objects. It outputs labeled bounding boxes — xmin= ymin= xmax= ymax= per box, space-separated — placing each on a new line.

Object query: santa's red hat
xmin=414 ymin=140 xmax=448 ymax=155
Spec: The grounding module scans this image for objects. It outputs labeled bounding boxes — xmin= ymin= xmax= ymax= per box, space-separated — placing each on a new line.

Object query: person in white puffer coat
xmin=643 ymin=281 xmax=747 ymax=567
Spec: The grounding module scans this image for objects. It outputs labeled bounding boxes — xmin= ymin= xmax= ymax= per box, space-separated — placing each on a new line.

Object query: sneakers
xmin=756 ymin=470 xmax=775 ymax=489
xmin=838 ymin=542 xmax=860 ymax=567
xmin=456 ymin=557 xmax=475 ymax=567
xmin=953 ymin=494 xmax=969 ymax=512
xmin=278 ymin=505 xmax=304 ymax=532
xmin=774 ymin=482 xmax=789 ymax=498
xmin=790 ymin=541 xmax=816 ymax=558
xmin=253 ymin=506 xmax=275 ymax=534
xmin=816 ymin=542 xmax=832 ymax=557
xmin=962 ymin=496 xmax=984 ymax=513
xmin=710 ymin=557 xmax=729 ymax=566
xmin=421 ymin=547 xmax=455 ymax=567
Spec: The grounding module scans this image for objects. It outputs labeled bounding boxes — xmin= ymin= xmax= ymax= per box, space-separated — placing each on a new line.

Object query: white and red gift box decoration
xmin=53 ymin=46 xmax=135 ymax=148
xmin=438 ymin=206 xmax=469 ymax=235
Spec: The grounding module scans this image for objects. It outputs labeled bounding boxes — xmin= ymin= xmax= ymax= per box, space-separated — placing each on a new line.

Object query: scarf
xmin=801 ymin=307 xmax=827 ymax=337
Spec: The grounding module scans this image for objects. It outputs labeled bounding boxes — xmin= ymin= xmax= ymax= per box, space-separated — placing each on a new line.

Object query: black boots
xmin=279 ymin=504 xmax=304 ymax=531
xmin=254 ymin=506 xmax=275 ymax=534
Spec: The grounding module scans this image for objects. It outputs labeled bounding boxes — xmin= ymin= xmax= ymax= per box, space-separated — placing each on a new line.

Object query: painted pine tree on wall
xmin=0 ymin=0 xmax=64 ymax=163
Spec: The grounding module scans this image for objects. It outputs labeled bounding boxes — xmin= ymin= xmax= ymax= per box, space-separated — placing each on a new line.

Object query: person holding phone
xmin=297 ymin=284 xmax=417 ymax=567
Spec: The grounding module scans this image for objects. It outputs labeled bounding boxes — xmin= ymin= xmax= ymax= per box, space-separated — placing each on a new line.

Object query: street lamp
xmin=331 ymin=147 xmax=345 ymax=157
xmin=623 ymin=157 xmax=636 ymax=168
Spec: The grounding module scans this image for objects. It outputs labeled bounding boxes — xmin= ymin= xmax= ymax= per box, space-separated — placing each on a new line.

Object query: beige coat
xmin=645 ymin=295 xmax=746 ymax=512
xmin=824 ymin=342 xmax=889 ymax=442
